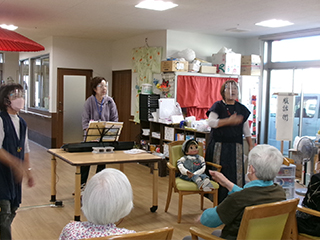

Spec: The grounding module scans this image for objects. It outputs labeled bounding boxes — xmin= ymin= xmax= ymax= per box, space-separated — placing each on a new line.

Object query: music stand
xmin=84 ymin=121 xmax=123 ymax=143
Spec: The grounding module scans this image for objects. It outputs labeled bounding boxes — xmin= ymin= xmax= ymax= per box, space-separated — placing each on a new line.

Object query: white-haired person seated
xmin=183 ymin=144 xmax=286 ymax=240
xmin=59 ymin=168 xmax=134 ymax=240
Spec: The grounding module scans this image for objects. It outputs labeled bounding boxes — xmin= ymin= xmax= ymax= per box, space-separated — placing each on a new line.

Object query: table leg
xmin=74 ymin=166 xmax=81 ymax=221
xmin=150 ymin=161 xmax=158 ymax=212
xmin=50 ymin=155 xmax=56 ymax=202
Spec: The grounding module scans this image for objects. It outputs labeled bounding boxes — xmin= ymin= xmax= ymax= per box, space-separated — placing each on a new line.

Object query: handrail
xmin=20 ymin=110 xmax=51 ymax=119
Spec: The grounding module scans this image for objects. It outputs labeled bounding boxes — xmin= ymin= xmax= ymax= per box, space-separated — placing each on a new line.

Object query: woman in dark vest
xmin=0 ymin=83 xmax=35 ymax=240
xmin=205 ymin=80 xmax=253 ymax=203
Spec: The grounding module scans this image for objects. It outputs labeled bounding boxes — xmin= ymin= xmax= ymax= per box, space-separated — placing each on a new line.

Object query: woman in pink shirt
xmin=59 ymin=168 xmax=134 ymax=240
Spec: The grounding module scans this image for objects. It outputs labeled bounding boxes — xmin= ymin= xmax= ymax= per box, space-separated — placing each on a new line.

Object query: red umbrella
xmin=0 ymin=27 xmax=45 ymax=52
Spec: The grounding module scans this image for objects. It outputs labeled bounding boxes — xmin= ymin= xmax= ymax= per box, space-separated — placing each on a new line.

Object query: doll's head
xmin=182 ymin=139 xmax=199 ymax=155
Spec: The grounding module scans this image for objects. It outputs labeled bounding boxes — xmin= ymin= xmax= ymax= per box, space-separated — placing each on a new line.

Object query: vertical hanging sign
xmin=275 ymin=92 xmax=295 ymax=141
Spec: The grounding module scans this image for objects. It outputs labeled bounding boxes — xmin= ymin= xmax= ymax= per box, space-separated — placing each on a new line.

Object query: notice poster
xmin=276 ymin=93 xmax=295 ymax=141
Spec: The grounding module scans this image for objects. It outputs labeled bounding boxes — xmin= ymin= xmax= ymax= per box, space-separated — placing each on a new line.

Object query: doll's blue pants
xmin=180 ymin=173 xmax=209 ymax=183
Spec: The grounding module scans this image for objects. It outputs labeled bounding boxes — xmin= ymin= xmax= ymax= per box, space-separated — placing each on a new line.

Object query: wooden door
xmin=112 ymin=70 xmax=140 ymax=142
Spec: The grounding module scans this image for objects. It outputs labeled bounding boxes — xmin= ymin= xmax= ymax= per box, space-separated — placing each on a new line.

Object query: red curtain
xmin=176 ymin=76 xmax=238 ymax=120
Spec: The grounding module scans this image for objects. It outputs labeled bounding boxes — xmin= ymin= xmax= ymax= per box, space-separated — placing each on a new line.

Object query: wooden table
xmin=48 ymin=148 xmax=161 ymax=221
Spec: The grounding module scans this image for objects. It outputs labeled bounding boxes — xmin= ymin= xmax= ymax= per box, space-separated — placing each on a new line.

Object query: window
xmin=30 ymin=55 xmax=49 ymax=110
xmin=239 ymin=75 xmax=260 ymax=138
xmin=271 ymin=35 xmax=320 ymax=62
xmin=263 ymin=34 xmax=320 ymax=156
xmin=19 ymin=59 xmax=29 ymax=109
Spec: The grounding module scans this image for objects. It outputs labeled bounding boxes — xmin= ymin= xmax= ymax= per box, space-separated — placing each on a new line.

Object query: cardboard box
xmin=199 ymin=65 xmax=217 ymax=74
xmin=212 ymin=52 xmax=241 ymax=75
xmin=295 ymin=163 xmax=302 ymax=179
xmin=240 ymin=55 xmax=261 ymax=75
xmin=161 ymin=61 xmax=188 ymax=72
xmin=241 ymin=65 xmax=261 ymax=76
xmin=241 ymin=55 xmax=261 ymax=65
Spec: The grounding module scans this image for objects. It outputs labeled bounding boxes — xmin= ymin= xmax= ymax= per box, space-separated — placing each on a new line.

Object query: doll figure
xmin=177 ymin=139 xmax=214 ymax=192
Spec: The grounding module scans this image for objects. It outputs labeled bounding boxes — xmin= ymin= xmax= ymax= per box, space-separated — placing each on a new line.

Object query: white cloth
xmin=207 ymin=112 xmax=251 ymax=137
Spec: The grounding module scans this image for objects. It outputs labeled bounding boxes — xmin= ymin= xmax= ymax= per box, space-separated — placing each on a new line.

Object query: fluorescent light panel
xmin=135 ymin=0 xmax=178 ymax=11
xmin=255 ymin=19 xmax=293 ymax=28
xmin=0 ymin=24 xmax=18 ymax=30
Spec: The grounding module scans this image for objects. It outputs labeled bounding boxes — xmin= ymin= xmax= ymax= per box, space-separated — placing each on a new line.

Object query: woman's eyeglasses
xmin=97 ymin=84 xmax=107 ymax=89
xmin=9 ymin=89 xmax=25 ymax=99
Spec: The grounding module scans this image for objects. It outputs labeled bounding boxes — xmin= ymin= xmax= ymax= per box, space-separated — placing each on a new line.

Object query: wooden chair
xmin=189 ymin=198 xmax=299 ymax=240
xmin=164 ymin=140 xmax=221 ymax=223
xmin=83 ymin=227 xmax=174 ymax=240
xmin=296 ymin=205 xmax=320 ymax=240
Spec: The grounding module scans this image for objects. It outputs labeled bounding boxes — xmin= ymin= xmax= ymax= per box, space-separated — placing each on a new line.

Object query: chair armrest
xmin=298 ymin=205 xmax=320 ymax=217
xmin=206 ymin=162 xmax=222 ymax=172
xmin=167 ymin=162 xmax=177 ymax=171
xmin=189 ymin=226 xmax=222 ymax=240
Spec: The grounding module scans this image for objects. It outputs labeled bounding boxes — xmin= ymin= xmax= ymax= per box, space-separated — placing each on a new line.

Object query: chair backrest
xmin=237 ymin=198 xmax=299 ymax=240
xmin=86 ymin=227 xmax=174 ymax=240
xmin=168 ymin=140 xmax=204 ymax=168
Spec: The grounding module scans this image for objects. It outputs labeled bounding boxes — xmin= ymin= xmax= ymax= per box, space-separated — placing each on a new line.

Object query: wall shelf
xmin=140 ymin=120 xmax=210 ymax=154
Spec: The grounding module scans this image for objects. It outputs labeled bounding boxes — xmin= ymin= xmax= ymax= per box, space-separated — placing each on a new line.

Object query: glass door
xmin=267 ymin=68 xmax=320 ymax=155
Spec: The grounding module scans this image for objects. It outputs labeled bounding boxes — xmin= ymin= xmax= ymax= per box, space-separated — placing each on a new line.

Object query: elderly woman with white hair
xmin=59 ymin=168 xmax=135 ymax=240
xmin=186 ymin=144 xmax=286 ymax=240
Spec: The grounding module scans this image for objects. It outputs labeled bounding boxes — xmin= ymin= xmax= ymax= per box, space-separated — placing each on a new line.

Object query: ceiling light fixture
xmin=0 ymin=24 xmax=18 ymax=31
xmin=135 ymin=0 xmax=178 ymax=11
xmin=226 ymin=27 xmax=250 ymax=33
xmin=255 ymin=19 xmax=293 ymax=28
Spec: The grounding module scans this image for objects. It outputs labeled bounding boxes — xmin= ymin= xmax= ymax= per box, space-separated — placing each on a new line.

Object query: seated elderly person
xmin=184 ymin=144 xmax=286 ymax=240
xmin=296 ymin=172 xmax=320 ymax=237
xmin=59 ymin=168 xmax=135 ymax=240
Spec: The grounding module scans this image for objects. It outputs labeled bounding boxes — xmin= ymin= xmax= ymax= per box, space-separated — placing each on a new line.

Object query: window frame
xmin=29 ymin=54 xmax=50 ymax=112
xmin=261 ymin=35 xmax=320 ymax=149
xmin=19 ymin=54 xmax=50 ymax=116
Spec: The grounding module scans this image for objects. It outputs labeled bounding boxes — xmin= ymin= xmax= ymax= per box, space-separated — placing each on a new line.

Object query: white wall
xmin=166 ymin=30 xmax=247 ymax=62
xmin=3 ymin=52 xmax=19 ymax=82
xmin=242 ymin=37 xmax=264 ymax=56
xmin=111 ymin=30 xmax=167 ymax=70
xmin=111 ymin=30 xmax=167 ymax=115
xmin=20 ymin=36 xmax=112 ymax=112
xmin=15 ymin=31 xmax=262 ymax=114
xmin=51 ymin=37 xmax=111 ymax=112
xmin=111 ymin=30 xmax=263 ymax=115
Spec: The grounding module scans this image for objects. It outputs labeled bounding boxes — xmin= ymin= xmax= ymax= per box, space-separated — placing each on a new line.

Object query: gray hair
xmin=82 ymin=168 xmax=133 ymax=225
xmin=248 ymin=144 xmax=283 ymax=181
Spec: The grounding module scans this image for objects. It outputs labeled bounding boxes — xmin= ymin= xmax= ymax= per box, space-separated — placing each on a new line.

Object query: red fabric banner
xmin=177 ymin=75 xmax=238 ymax=120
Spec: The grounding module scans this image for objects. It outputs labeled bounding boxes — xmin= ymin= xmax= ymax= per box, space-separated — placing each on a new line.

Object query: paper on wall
xmin=276 ymin=93 xmax=294 ymax=141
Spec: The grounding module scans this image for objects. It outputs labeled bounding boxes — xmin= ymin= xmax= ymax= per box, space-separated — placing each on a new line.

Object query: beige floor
xmin=12 ymin=141 xmax=217 ymax=240
xmin=12 ymin=141 xmax=306 ymax=240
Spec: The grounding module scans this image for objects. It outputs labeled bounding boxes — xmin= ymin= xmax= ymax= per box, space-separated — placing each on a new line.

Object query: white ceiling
xmin=1 ymin=0 xmax=320 ymax=42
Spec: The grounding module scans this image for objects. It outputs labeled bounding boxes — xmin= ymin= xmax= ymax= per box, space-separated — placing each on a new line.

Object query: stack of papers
xmin=124 ymin=149 xmax=146 ymax=154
